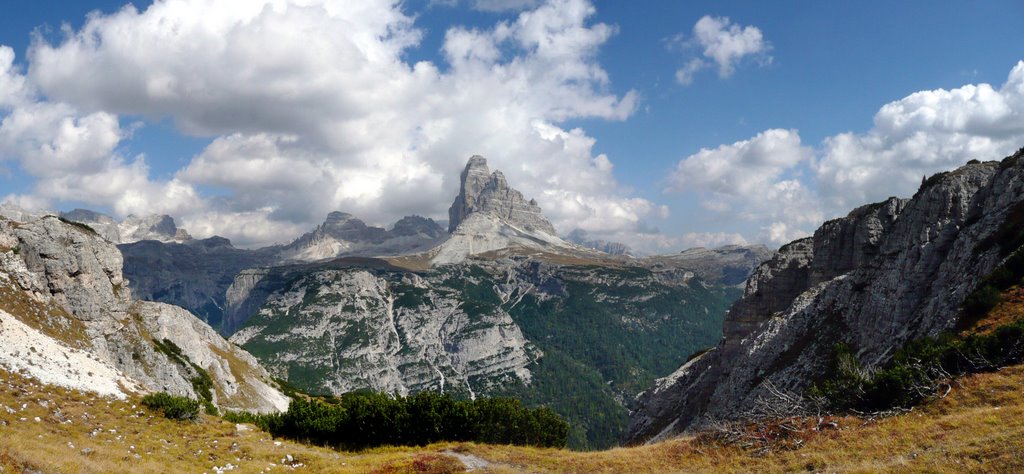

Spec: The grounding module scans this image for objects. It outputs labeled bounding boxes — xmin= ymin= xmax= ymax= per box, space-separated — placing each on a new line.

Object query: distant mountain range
xmin=90 ymin=156 xmax=770 ymax=448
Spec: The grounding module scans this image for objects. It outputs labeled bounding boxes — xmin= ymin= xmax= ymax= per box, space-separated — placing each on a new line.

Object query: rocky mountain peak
xmin=280 ymin=211 xmax=448 ymax=262
xmin=57 ymin=209 xmax=192 ymax=244
xmin=447 ymin=155 xmax=556 ymax=235
xmin=391 ymin=215 xmax=445 ymax=238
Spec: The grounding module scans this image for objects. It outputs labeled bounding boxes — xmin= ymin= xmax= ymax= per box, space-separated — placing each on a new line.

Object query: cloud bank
xmin=2 ymin=0 xmax=655 ymax=248
xmin=668 ymin=61 xmax=1024 ymax=244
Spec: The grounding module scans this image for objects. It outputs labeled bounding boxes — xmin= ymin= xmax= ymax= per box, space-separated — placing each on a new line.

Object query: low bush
xmin=227 ymin=391 xmax=569 ymax=450
xmin=811 ymin=319 xmax=1024 ymax=413
xmin=141 ymin=392 xmax=201 ymax=421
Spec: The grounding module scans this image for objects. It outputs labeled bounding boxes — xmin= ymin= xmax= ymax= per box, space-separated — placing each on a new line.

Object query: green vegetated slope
xmin=496 ymin=267 xmax=739 ymax=449
xmin=234 ymin=261 xmax=739 ymax=450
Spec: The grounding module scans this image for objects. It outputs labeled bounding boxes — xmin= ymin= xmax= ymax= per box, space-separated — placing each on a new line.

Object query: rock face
xmin=0 ymin=202 xmax=52 ymax=222
xmin=642 ymin=245 xmax=775 ymax=287
xmin=119 ymin=237 xmax=278 ymax=332
xmin=226 ymin=256 xmax=738 ymax=448
xmin=280 ymin=212 xmax=446 ymax=262
xmin=59 ymin=209 xmax=122 ymax=243
xmin=119 ymin=214 xmax=192 ymax=243
xmin=625 ymin=154 xmax=1024 ymax=444
xmin=137 ymin=301 xmax=289 ymax=412
xmin=0 ymin=214 xmax=286 ymax=412
xmin=431 ymin=156 xmax=580 ymax=265
xmin=229 ymin=267 xmax=537 ymax=397
xmin=58 ymin=209 xmax=192 ymax=244
xmin=447 ymin=156 xmax=556 ymax=235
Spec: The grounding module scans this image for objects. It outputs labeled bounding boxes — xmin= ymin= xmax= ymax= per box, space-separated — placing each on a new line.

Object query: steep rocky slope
xmin=625 ymin=151 xmax=1024 ymax=444
xmin=119 ymin=236 xmax=279 ymax=331
xmin=106 ymin=155 xmax=760 ymax=448
xmin=226 ymin=255 xmax=738 ymax=448
xmin=0 ymin=215 xmax=287 ymax=413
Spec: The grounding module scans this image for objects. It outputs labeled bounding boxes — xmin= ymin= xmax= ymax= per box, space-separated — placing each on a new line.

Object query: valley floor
xmin=1 ymin=361 xmax=1023 ymax=473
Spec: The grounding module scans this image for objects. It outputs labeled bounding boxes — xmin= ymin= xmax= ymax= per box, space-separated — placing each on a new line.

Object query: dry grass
xmin=2 ymin=360 xmax=1024 ymax=473
xmin=962 ymin=284 xmax=1024 ymax=336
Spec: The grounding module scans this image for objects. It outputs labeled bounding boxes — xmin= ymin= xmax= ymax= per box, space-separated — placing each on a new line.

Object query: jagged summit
xmin=280 ymin=211 xmax=446 ymax=262
xmin=447 ymin=155 xmax=556 ymax=235
xmin=426 ymin=155 xmax=579 ymax=265
xmin=57 ymin=209 xmax=192 ymax=244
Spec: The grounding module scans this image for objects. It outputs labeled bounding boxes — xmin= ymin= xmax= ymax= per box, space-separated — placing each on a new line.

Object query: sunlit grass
xmin=2 ymin=359 xmax=1024 ymax=473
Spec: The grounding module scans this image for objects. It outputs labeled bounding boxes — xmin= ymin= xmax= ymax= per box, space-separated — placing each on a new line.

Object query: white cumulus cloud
xmin=816 ymin=61 xmax=1024 ymax=210
xmin=668 ymin=61 xmax=1024 ymax=247
xmin=670 ymin=15 xmax=771 ymax=85
xmin=2 ymin=0 xmax=659 ymax=248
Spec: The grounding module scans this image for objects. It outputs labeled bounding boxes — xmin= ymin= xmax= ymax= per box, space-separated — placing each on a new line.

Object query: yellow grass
xmin=962 ymin=284 xmax=1024 ymax=336
xmin=2 ymin=359 xmax=1024 ymax=473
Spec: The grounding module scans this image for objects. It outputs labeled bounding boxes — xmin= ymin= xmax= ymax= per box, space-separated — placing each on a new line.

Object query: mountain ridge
xmin=625 ymin=152 xmax=1024 ymax=444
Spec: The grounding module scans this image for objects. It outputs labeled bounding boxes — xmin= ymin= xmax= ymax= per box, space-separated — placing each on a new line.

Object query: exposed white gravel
xmin=0 ymin=309 xmax=140 ymax=398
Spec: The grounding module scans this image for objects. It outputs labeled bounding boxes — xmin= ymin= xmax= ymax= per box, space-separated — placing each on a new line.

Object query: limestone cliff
xmin=59 ymin=209 xmax=193 ymax=244
xmin=225 ymin=256 xmax=738 ymax=448
xmin=625 ymin=152 xmax=1024 ymax=444
xmin=432 ymin=156 xmax=580 ymax=265
xmin=448 ymin=156 xmax=556 ymax=235
xmin=0 ymin=215 xmax=286 ymax=412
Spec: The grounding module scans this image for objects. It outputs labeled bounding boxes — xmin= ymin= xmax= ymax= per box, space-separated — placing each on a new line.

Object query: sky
xmin=0 ymin=0 xmax=1022 ymax=252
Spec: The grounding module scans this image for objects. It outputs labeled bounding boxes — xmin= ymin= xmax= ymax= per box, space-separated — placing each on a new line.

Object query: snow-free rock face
xmin=280 ymin=212 xmax=447 ymax=262
xmin=447 ymin=156 xmax=556 ymax=235
xmin=60 ymin=209 xmax=122 ymax=243
xmin=0 ymin=215 xmax=285 ymax=412
xmin=138 ymin=301 xmax=289 ymax=412
xmin=226 ymin=255 xmax=738 ymax=448
xmin=625 ymin=154 xmax=1024 ymax=444
xmin=0 ymin=202 xmax=52 ymax=222
xmin=119 ymin=237 xmax=278 ymax=332
xmin=229 ymin=268 xmax=537 ymax=397
xmin=58 ymin=209 xmax=192 ymax=244
xmin=430 ymin=156 xmax=581 ymax=265
xmin=428 ymin=213 xmax=577 ymax=265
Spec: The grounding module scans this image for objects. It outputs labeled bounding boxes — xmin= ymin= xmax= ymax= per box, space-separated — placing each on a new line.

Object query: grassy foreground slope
xmin=2 ymin=353 xmax=1024 ymax=473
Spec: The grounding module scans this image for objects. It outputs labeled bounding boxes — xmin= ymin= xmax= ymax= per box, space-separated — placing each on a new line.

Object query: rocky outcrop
xmin=430 ymin=156 xmax=583 ymax=265
xmin=58 ymin=209 xmax=192 ymax=244
xmin=229 ymin=267 xmax=538 ymax=397
xmin=60 ymin=209 xmax=122 ymax=243
xmin=119 ymin=237 xmax=278 ymax=331
xmin=137 ymin=301 xmax=289 ymax=412
xmin=0 ymin=215 xmax=286 ymax=412
xmin=625 ymin=154 xmax=1024 ymax=444
xmin=642 ymin=245 xmax=775 ymax=287
xmin=447 ymin=156 xmax=556 ymax=235
xmin=0 ymin=202 xmax=52 ymax=222
xmin=280 ymin=212 xmax=447 ymax=262
xmin=119 ymin=214 xmax=192 ymax=243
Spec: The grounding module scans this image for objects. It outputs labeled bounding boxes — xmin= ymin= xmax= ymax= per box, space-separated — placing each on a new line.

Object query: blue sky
xmin=0 ymin=0 xmax=1022 ymax=250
